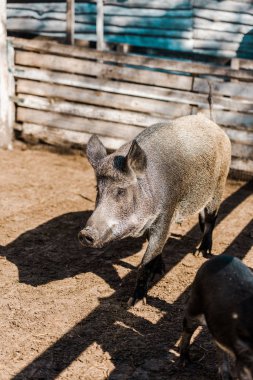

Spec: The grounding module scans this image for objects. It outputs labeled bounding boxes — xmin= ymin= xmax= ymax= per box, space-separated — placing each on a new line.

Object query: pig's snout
xmin=78 ymin=227 xmax=98 ymax=247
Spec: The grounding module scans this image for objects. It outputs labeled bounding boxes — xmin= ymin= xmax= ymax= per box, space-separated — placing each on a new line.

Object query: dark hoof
xmin=168 ymin=356 xmax=191 ymax=375
xmin=194 ymin=238 xmax=214 ymax=258
xmin=127 ymin=296 xmax=147 ymax=307
xmin=218 ymin=369 xmax=233 ymax=380
xmin=194 ymin=248 xmax=213 ymax=259
xmin=193 ymin=249 xmax=203 ymax=258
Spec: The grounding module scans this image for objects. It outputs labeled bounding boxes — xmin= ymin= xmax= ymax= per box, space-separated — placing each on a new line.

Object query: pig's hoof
xmin=194 ymin=247 xmax=213 ymax=259
xmin=218 ymin=369 xmax=233 ymax=380
xmin=127 ymin=296 xmax=147 ymax=308
xmin=177 ymin=355 xmax=191 ymax=368
xmin=168 ymin=356 xmax=190 ymax=375
xmin=193 ymin=249 xmax=204 ymax=258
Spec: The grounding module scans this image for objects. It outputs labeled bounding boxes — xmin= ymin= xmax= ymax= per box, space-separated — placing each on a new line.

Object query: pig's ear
xmin=87 ymin=135 xmax=107 ymax=169
xmin=126 ymin=140 xmax=147 ymax=175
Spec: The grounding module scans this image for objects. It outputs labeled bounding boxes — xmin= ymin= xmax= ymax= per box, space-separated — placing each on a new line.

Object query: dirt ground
xmin=0 ymin=142 xmax=252 ymax=380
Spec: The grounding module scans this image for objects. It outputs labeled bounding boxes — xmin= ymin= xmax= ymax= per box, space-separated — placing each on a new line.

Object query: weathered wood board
xmin=7 ymin=1 xmax=253 ymax=59
xmin=11 ymin=37 xmax=253 ymax=176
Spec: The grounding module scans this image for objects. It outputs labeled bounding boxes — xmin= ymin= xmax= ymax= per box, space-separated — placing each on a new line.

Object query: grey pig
xmin=79 ymin=114 xmax=231 ymax=305
xmin=180 ymin=255 xmax=253 ymax=380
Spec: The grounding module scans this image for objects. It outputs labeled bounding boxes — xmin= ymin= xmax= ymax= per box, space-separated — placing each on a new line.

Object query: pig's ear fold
xmin=126 ymin=140 xmax=147 ymax=175
xmin=87 ymin=135 xmax=107 ymax=169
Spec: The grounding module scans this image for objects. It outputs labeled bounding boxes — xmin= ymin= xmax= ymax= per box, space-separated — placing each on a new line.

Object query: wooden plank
xmin=231 ymin=157 xmax=253 ymax=173
xmin=7 ymin=1 xmax=192 ymax=11
xmin=103 ymin=26 xmax=192 ymax=38
xmin=7 ymin=19 xmax=97 ymax=33
xmin=17 ymin=107 xmax=144 ymax=140
xmin=15 ymin=94 xmax=166 ymax=127
xmin=194 ymin=29 xmax=246 ymax=43
xmin=23 ymin=32 xmax=97 ymax=42
xmin=239 ymin=60 xmax=253 ymax=70
xmin=195 ymin=109 xmax=253 ymax=131
xmin=18 ymin=122 xmax=253 ymax=172
xmin=14 ymin=66 xmax=194 ymax=104
xmin=16 ymin=76 xmax=253 ymax=114
xmin=194 ymin=40 xmax=241 ymax=52
xmin=13 ymin=66 xmax=204 ymax=113
xmin=21 ymin=123 xmax=126 ymax=151
xmin=8 ymin=23 xmax=193 ymax=44
xmin=7 ymin=11 xmax=190 ymax=25
xmin=194 ymin=37 xmax=253 ymax=51
xmin=0 ymin=0 xmax=12 ymax=149
xmin=223 ymin=127 xmax=253 ymax=146
xmin=232 ymin=143 xmax=253 ymax=160
xmin=103 ymin=0 xmax=191 ymax=9
xmin=15 ymin=51 xmax=193 ymax=90
xmin=194 ymin=19 xmax=253 ymax=34
xmin=96 ymin=0 xmax=104 ymax=50
xmin=82 ymin=15 xmax=192 ymax=29
xmin=103 ymin=7 xmax=193 ymax=17
xmin=194 ymin=78 xmax=253 ymax=100
xmin=8 ymin=14 xmax=192 ymax=31
xmin=193 ymin=49 xmax=247 ymax=59
xmin=7 ymin=3 xmax=68 ymax=13
xmin=193 ymin=9 xmax=253 ymax=25
xmin=11 ymin=2 xmax=196 ymax=17
xmin=7 ymin=2 xmax=96 ymax=15
xmin=7 ymin=41 xmax=15 ymax=144
xmin=7 ymin=3 xmax=96 ymax=21
xmin=193 ymin=0 xmax=253 ymax=15
xmin=11 ymin=37 xmax=253 ymax=80
xmin=66 ymin=0 xmax=75 ymax=45
xmin=16 ymin=79 xmax=192 ymax=116
xmin=8 ymin=19 xmax=70 ymax=32
xmin=7 ymin=8 xmax=67 ymax=21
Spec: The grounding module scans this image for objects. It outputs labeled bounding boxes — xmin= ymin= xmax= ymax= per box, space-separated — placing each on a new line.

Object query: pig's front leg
xmin=128 ymin=215 xmax=171 ymax=307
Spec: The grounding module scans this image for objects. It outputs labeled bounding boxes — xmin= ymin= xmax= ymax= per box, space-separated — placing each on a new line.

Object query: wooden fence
xmin=11 ymin=37 xmax=253 ymax=176
xmin=7 ymin=0 xmax=253 ymax=59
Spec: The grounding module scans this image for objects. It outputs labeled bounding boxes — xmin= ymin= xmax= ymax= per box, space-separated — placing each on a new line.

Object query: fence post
xmin=97 ymin=0 xmax=105 ymax=50
xmin=66 ymin=0 xmax=75 ymax=45
xmin=0 ymin=0 xmax=12 ymax=149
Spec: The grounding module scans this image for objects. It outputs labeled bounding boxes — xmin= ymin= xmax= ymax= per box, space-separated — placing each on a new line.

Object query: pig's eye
xmin=116 ymin=188 xmax=126 ymax=197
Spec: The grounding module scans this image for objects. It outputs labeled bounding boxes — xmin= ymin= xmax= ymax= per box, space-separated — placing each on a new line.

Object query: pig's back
xmin=136 ymin=114 xmax=229 ymax=166
xmin=135 ymin=114 xmax=231 ymax=217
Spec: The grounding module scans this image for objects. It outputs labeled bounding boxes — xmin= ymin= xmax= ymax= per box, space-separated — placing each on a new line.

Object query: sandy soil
xmin=0 ymin=143 xmax=252 ymax=380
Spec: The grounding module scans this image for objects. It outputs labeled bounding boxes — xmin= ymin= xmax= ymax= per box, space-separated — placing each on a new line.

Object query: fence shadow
xmin=3 ymin=179 xmax=252 ymax=379
xmin=0 ymin=211 xmax=145 ymax=290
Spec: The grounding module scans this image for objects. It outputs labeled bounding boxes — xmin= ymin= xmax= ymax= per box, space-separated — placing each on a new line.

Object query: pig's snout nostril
xmin=78 ymin=230 xmax=96 ymax=246
xmin=84 ymin=234 xmax=94 ymax=244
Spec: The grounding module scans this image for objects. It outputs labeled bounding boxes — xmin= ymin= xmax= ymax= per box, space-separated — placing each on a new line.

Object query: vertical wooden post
xmin=8 ymin=40 xmax=15 ymax=138
xmin=0 ymin=0 xmax=12 ymax=149
xmin=66 ymin=0 xmax=75 ymax=45
xmin=97 ymin=0 xmax=105 ymax=51
xmin=230 ymin=58 xmax=239 ymax=84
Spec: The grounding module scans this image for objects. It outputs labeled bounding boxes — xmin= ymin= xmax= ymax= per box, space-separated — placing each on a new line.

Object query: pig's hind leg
xmin=217 ymin=349 xmax=233 ymax=380
xmin=179 ymin=288 xmax=204 ymax=366
xmin=197 ymin=207 xmax=217 ymax=258
xmin=197 ymin=171 xmax=228 ymax=258
xmin=179 ymin=315 xmax=199 ymax=366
